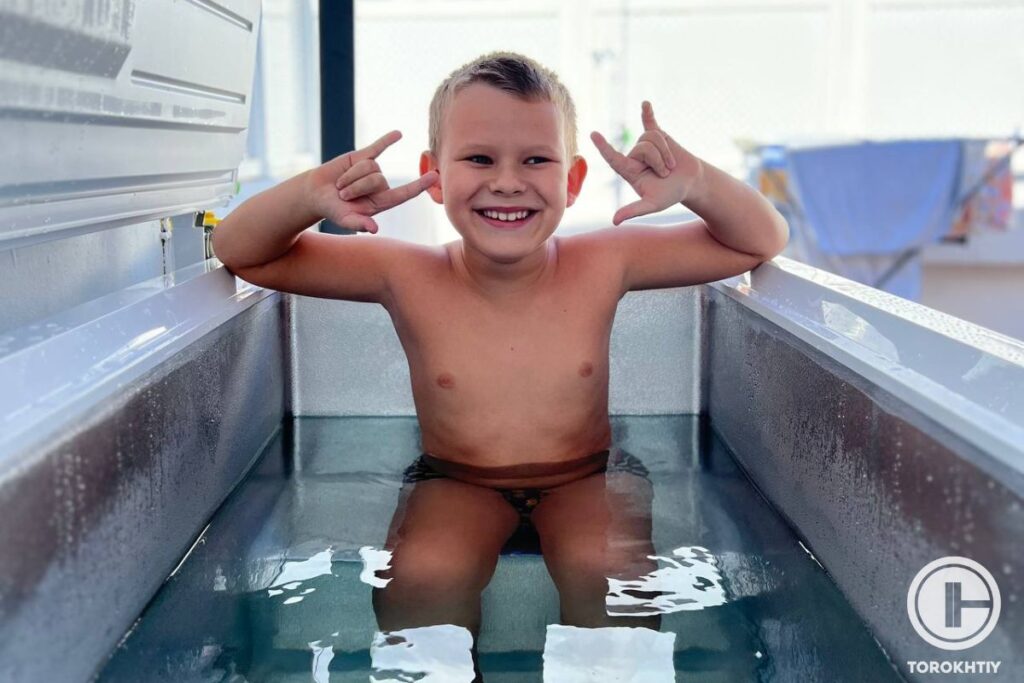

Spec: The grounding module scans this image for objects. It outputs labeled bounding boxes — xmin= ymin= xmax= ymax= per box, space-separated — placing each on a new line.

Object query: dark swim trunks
xmin=401 ymin=448 xmax=650 ymax=554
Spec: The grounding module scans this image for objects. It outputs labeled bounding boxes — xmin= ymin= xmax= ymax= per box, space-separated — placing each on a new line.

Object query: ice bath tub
xmin=0 ymin=257 xmax=1021 ymax=681
xmin=95 ymin=415 xmax=901 ymax=682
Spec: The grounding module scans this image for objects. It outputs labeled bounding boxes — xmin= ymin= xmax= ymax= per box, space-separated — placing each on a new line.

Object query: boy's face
xmin=420 ymin=83 xmax=587 ymax=263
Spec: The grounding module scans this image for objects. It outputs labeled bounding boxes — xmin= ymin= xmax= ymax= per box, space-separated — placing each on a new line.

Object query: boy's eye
xmin=463 ymin=155 xmax=553 ymax=165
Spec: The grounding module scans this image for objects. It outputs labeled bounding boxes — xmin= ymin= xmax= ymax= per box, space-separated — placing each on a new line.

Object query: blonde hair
xmin=428 ymin=51 xmax=578 ymax=158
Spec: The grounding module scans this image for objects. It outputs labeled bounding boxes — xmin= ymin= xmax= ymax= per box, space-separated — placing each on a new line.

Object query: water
xmin=96 ymin=416 xmax=900 ymax=682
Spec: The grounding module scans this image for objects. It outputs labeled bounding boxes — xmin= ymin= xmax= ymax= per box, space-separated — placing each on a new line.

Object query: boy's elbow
xmin=773 ymin=216 xmax=790 ymax=256
xmin=210 ymin=225 xmax=233 ymax=264
xmin=210 ymin=223 xmax=251 ymax=272
xmin=758 ymin=214 xmax=789 ymax=262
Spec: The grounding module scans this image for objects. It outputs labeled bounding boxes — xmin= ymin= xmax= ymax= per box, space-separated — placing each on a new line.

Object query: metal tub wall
xmin=0 ymin=293 xmax=286 ymax=683
xmin=705 ymin=270 xmax=1024 ymax=680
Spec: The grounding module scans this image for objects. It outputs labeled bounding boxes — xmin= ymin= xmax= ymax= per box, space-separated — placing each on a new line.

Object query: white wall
xmin=921 ymin=225 xmax=1024 ymax=340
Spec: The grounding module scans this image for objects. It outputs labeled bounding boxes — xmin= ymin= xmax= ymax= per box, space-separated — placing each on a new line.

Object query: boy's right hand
xmin=305 ymin=130 xmax=439 ymax=234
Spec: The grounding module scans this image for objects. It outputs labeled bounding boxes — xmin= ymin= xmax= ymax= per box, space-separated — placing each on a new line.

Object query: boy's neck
xmin=450 ymin=238 xmax=557 ymax=299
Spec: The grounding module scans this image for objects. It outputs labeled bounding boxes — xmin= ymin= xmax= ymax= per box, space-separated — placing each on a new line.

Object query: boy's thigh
xmin=384 ymin=478 xmax=521 ymax=571
xmin=531 ymin=468 xmax=656 ymax=579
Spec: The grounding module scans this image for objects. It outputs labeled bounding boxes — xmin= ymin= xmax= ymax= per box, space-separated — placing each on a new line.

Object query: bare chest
xmin=385 ymin=250 xmax=620 ymax=414
xmin=382 ymin=241 xmax=623 ymax=461
xmin=400 ymin=287 xmax=614 ymax=399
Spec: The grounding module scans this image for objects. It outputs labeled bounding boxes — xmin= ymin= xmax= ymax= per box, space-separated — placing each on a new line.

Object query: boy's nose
xmin=489 ymin=166 xmax=527 ymax=194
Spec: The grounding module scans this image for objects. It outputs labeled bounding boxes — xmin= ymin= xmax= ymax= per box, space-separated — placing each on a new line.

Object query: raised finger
xmin=367 ymin=171 xmax=438 ymax=213
xmin=640 ymin=129 xmax=676 ymax=170
xmin=640 ymin=100 xmax=663 ymax=132
xmin=340 ymin=172 xmax=389 ymax=201
xmin=629 ymin=141 xmax=670 ymax=177
xmin=352 ymin=130 xmax=402 ymax=164
xmin=335 ymin=158 xmax=381 ymax=190
xmin=590 ymin=131 xmax=632 ymax=176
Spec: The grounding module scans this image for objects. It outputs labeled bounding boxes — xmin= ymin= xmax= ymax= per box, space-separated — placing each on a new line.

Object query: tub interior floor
xmin=97 ymin=415 xmax=899 ymax=682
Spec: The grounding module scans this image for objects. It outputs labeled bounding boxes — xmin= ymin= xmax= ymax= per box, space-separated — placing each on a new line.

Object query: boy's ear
xmin=566 ymin=155 xmax=588 ymax=208
xmin=419 ymin=151 xmax=444 ymax=204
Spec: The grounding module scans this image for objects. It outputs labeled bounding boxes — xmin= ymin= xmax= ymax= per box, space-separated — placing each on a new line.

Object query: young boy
xmin=213 ymin=52 xmax=786 ymax=646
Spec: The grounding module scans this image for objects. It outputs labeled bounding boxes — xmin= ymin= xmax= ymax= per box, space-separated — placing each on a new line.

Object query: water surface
xmin=97 ymin=416 xmax=900 ymax=682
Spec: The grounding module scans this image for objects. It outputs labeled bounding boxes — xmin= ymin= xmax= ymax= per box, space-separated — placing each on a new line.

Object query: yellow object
xmin=194 ymin=211 xmax=221 ymax=229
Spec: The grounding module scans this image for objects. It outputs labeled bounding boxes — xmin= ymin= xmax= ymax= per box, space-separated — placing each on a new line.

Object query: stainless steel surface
xmin=289 ymin=296 xmax=416 ymax=416
xmin=289 ymin=287 xmax=704 ymax=417
xmin=0 ymin=212 xmax=210 ymax=337
xmin=0 ymin=0 xmax=261 ymax=250
xmin=0 ymin=218 xmax=162 ymax=335
xmin=610 ymin=287 xmax=704 ymax=415
xmin=706 ymin=286 xmax=1023 ymax=681
xmin=713 ymin=257 xmax=1024 ymax=465
xmin=0 ymin=294 xmax=284 ymax=683
xmin=0 ymin=263 xmax=275 ymax=458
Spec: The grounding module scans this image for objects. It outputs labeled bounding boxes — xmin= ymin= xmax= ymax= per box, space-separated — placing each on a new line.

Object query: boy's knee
xmin=547 ymin=539 xmax=655 ymax=587
xmin=546 ymin=540 xmax=609 ymax=585
xmin=384 ymin=542 xmax=498 ymax=595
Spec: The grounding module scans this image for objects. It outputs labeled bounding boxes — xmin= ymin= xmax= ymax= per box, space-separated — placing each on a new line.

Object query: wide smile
xmin=473 ymin=208 xmax=539 ymax=230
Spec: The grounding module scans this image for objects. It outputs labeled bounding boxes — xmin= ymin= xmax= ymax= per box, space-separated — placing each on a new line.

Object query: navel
xmin=436 ymin=372 xmax=456 ymax=389
xmin=578 ymin=361 xmax=594 ymax=378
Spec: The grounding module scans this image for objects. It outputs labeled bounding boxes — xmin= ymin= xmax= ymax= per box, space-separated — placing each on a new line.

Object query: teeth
xmin=482 ymin=210 xmax=530 ymax=221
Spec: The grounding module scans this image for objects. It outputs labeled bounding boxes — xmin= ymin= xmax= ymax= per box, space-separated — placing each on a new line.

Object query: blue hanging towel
xmin=786 ymin=140 xmax=962 ymax=256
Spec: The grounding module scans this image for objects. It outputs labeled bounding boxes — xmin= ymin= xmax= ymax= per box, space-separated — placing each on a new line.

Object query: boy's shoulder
xmin=555 ymin=227 xmax=630 ymax=279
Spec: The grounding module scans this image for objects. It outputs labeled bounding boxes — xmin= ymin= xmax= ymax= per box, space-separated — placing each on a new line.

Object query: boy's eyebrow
xmin=452 ymin=143 xmax=562 ymax=157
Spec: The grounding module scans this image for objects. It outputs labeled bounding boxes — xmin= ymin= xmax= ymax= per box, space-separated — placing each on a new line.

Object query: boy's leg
xmin=373 ymin=477 xmax=520 ymax=636
xmin=531 ymin=465 xmax=660 ymax=629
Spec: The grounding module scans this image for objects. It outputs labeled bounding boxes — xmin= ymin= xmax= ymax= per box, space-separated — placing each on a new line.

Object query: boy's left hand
xmin=591 ymin=102 xmax=705 ymax=225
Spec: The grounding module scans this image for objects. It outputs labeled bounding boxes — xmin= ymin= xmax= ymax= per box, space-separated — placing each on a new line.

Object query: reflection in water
xmin=360 ymin=545 xmax=394 ymax=588
xmin=370 ymin=624 xmax=476 ymax=682
xmin=308 ymin=640 xmax=334 ymax=683
xmin=606 ymin=545 xmax=726 ymax=617
xmin=267 ymin=547 xmax=334 ymax=605
xmin=543 ymin=625 xmax=676 ymax=682
xmin=270 ymin=547 xmax=334 ymax=586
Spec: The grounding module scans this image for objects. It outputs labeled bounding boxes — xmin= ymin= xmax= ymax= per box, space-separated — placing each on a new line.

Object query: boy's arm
xmin=582 ymin=103 xmax=788 ymax=293
xmin=212 ymin=131 xmax=437 ymax=304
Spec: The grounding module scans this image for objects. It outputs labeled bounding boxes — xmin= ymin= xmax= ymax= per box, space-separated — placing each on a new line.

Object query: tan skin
xmin=213 ymin=83 xmax=788 ymax=655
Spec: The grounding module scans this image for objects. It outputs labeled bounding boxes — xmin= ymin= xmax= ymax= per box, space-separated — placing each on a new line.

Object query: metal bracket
xmin=194 ymin=211 xmax=221 ymax=260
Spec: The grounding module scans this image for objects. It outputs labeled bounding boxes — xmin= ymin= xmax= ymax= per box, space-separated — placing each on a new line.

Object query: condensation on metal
xmin=0 ymin=263 xmax=274 ymax=459
xmin=705 ymin=287 xmax=1023 ymax=678
xmin=0 ymin=296 xmax=284 ymax=683
xmin=712 ymin=257 xmax=1024 ymax=470
xmin=288 ymin=287 xmax=703 ymax=417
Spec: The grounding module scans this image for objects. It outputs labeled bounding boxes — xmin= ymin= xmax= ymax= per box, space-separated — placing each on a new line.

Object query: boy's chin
xmin=461 ymin=232 xmax=552 ymax=262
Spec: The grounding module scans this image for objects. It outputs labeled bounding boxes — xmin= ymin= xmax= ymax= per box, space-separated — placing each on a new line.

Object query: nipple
xmin=436 ymin=372 xmax=456 ymax=389
xmin=578 ymin=362 xmax=594 ymax=378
